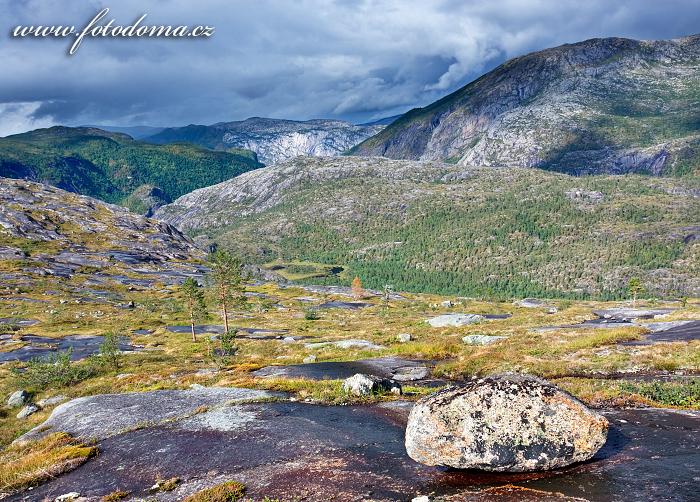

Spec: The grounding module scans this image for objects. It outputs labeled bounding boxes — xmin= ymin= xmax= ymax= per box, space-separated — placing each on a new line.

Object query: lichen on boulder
xmin=405 ymin=374 xmax=608 ymax=472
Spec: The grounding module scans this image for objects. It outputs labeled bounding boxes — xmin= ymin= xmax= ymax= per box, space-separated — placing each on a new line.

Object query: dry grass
xmin=184 ymin=481 xmax=246 ymax=502
xmin=1 ymin=266 xmax=699 ymax=451
xmin=0 ymin=433 xmax=96 ymax=493
xmin=101 ymin=489 xmax=130 ymax=501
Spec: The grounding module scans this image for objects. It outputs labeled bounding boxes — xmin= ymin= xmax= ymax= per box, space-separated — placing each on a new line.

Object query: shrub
xmin=99 ymin=332 xmax=122 ymax=370
xmin=184 ymin=481 xmax=245 ymax=502
xmin=12 ymin=349 xmax=96 ymax=391
xmin=618 ymin=380 xmax=700 ymax=407
xmin=304 ymin=309 xmax=320 ymax=320
xmin=101 ymin=490 xmax=130 ymax=501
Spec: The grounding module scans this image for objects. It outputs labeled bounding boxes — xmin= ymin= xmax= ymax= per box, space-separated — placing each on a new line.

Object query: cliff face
xmin=146 ymin=118 xmax=384 ymax=164
xmin=352 ymin=35 xmax=700 ymax=175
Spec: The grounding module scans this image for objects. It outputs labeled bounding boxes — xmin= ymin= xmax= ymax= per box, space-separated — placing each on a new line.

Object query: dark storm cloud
xmin=1 ymin=0 xmax=699 ymax=135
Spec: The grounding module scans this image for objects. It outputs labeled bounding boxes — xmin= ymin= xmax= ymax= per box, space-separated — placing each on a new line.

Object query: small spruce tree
xmin=628 ymin=277 xmax=645 ymax=307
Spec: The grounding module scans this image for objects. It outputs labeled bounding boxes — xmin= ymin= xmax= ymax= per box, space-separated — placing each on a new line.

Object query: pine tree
xmin=181 ymin=277 xmax=207 ymax=342
xmin=208 ymin=250 xmax=246 ymax=334
xmin=628 ymin=277 xmax=645 ymax=307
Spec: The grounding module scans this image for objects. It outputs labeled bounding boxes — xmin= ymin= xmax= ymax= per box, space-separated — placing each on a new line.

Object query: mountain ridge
xmin=145 ymin=117 xmax=384 ymax=164
xmin=155 ymin=156 xmax=700 ymax=299
xmin=351 ymin=34 xmax=700 ymax=176
xmin=0 ymin=125 xmax=262 ymax=212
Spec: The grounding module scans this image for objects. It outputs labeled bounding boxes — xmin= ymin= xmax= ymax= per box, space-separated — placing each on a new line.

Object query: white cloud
xmin=0 ymin=102 xmax=55 ymax=137
xmin=0 ymin=0 xmax=698 ymax=129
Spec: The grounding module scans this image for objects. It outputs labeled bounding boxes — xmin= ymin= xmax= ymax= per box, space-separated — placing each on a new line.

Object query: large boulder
xmin=342 ymin=373 xmax=402 ymax=396
xmin=405 ymin=374 xmax=608 ymax=472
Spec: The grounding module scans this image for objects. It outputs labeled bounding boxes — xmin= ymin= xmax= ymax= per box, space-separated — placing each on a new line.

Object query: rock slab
xmin=405 ymin=374 xmax=608 ymax=472
xmin=426 ymin=314 xmax=483 ymax=327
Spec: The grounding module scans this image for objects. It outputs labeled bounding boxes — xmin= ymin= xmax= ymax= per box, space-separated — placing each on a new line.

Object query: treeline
xmin=243 ymin=174 xmax=698 ymax=299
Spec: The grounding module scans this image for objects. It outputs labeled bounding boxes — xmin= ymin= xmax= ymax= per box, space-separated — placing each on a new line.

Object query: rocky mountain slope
xmin=352 ymin=35 xmax=700 ymax=176
xmin=0 ymin=126 xmax=262 ymax=211
xmin=145 ymin=117 xmax=384 ymax=164
xmin=0 ymin=177 xmax=204 ymax=289
xmin=155 ymin=156 xmax=700 ymax=299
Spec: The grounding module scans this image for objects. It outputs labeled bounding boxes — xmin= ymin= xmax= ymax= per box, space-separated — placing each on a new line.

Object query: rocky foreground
xmin=6 ymin=383 xmax=699 ymax=501
xmin=1 ymin=177 xmax=698 ymax=501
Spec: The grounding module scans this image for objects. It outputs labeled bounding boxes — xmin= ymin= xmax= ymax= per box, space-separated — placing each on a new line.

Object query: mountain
xmin=82 ymin=125 xmax=165 ymax=139
xmin=155 ymin=156 xmax=700 ymax=299
xmin=0 ymin=126 xmax=262 ymax=211
xmin=145 ymin=117 xmax=384 ymax=164
xmin=352 ymin=35 xmax=700 ymax=176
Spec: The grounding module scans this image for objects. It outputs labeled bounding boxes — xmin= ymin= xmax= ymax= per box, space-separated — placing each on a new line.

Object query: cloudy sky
xmin=1 ymin=0 xmax=699 ymax=136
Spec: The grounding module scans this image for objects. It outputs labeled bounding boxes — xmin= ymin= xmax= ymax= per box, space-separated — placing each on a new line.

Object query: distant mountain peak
xmin=145 ymin=117 xmax=384 ymax=164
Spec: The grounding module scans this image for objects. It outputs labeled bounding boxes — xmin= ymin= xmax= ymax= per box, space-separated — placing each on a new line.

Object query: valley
xmin=155 ymin=156 xmax=700 ymax=300
xmin=0 ymin=177 xmax=698 ymax=501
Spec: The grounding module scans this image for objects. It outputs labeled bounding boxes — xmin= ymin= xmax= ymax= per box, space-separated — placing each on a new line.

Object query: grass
xmin=0 ymin=249 xmax=698 ymax=450
xmin=152 ymin=477 xmax=181 ymax=492
xmin=101 ymin=490 xmax=130 ymax=501
xmin=184 ymin=481 xmax=246 ymax=502
xmin=0 ymin=433 xmax=97 ymax=493
xmin=555 ymin=377 xmax=700 ymax=408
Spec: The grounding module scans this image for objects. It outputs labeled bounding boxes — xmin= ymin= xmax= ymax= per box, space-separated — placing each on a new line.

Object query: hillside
xmin=0 ymin=176 xmax=204 ymax=286
xmin=352 ymin=35 xmax=700 ymax=176
xmin=155 ymin=156 xmax=700 ymax=299
xmin=145 ymin=117 xmax=384 ymax=164
xmin=0 ymin=126 xmax=262 ymax=210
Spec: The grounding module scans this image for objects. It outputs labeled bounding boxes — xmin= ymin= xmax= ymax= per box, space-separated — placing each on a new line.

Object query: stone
xmin=397 ymin=333 xmax=412 ymax=343
xmin=392 ymin=366 xmax=429 ymax=381
xmin=405 ymin=374 xmax=608 ymax=472
xmin=54 ymin=492 xmax=81 ymax=502
xmin=440 ymin=300 xmax=453 ymax=308
xmin=412 ymin=497 xmax=431 ymax=502
xmin=7 ymin=389 xmax=30 ymax=408
xmin=303 ymin=355 xmax=317 ymax=364
xmin=547 ymin=307 xmax=559 ymax=314
xmin=426 ymin=314 xmax=483 ymax=327
xmin=37 ymin=395 xmax=69 ymax=408
xmin=462 ymin=335 xmax=507 ymax=345
xmin=593 ymin=308 xmax=675 ymax=321
xmin=516 ymin=298 xmax=549 ymax=308
xmin=305 ymin=339 xmax=385 ymax=350
xmin=17 ymin=404 xmax=40 ymax=419
xmin=282 ymin=336 xmax=297 ymax=343
xmin=342 ymin=373 xmax=402 ymax=396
